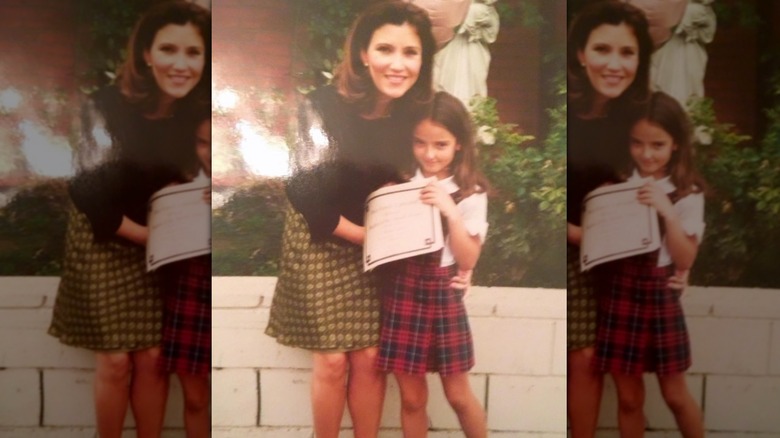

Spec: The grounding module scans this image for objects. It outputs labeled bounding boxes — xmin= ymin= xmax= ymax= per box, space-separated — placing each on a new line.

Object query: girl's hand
xmin=450 ymin=268 xmax=473 ymax=298
xmin=668 ymin=269 xmax=689 ymax=292
xmin=637 ymin=182 xmax=675 ymax=219
xmin=420 ymin=183 xmax=458 ymax=219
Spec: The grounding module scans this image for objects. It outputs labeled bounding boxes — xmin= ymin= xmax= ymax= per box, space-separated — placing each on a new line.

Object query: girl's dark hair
xmin=335 ymin=1 xmax=435 ymax=114
xmin=117 ymin=1 xmax=211 ymax=114
xmin=416 ymin=92 xmax=490 ymax=198
xmin=631 ymin=92 xmax=707 ymax=198
xmin=567 ymin=0 xmax=652 ymax=117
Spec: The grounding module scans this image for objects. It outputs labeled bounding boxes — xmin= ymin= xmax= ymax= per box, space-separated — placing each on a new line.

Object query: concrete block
xmin=688 ymin=317 xmax=770 ymax=375
xmin=472 ymin=318 xmax=555 ymax=375
xmin=0 ymin=308 xmax=52 ymax=329
xmin=259 ymin=369 xmax=333 ymax=427
xmin=212 ymin=313 xmax=312 ymax=369
xmin=551 ymin=321 xmax=566 ymax=376
xmin=42 ymin=369 xmax=95 ymax=426
xmin=465 ymin=287 xmax=565 ymax=319
xmin=0 ymin=428 xmax=96 ymax=438
xmin=212 ymin=276 xmax=276 ymax=308
xmin=770 ymin=322 xmax=780 ymax=376
xmin=0 ymin=277 xmax=59 ymax=309
xmin=212 ymin=428 xmax=311 ymax=438
xmin=705 ymin=375 xmax=780 ymax=433
xmin=163 ymin=376 xmax=185 ymax=428
xmin=212 ymin=369 xmax=259 ymax=427
xmin=0 ymin=328 xmax=94 ymax=368
xmin=487 ymin=375 xmax=566 ymax=432
xmin=0 ymin=369 xmax=40 ymax=426
xmin=705 ymin=288 xmax=780 ymax=319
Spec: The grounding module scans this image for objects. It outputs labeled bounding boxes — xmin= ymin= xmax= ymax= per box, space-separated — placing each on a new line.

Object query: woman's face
xmin=144 ymin=22 xmax=206 ymax=102
xmin=360 ymin=22 xmax=423 ymax=105
xmin=577 ymin=22 xmax=639 ymax=103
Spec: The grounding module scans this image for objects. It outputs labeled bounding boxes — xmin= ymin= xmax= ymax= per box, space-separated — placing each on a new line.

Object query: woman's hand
xmin=420 ymin=183 xmax=458 ymax=219
xmin=637 ymin=182 xmax=675 ymax=219
xmin=203 ymin=187 xmax=211 ymax=204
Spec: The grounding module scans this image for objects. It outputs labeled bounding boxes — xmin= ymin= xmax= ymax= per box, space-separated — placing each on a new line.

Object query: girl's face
xmin=144 ymin=23 xmax=206 ymax=104
xmin=578 ymin=23 xmax=639 ymax=105
xmin=630 ymin=118 xmax=676 ymax=180
xmin=413 ymin=119 xmax=460 ymax=180
xmin=196 ymin=119 xmax=211 ymax=176
xmin=361 ymin=23 xmax=422 ymax=106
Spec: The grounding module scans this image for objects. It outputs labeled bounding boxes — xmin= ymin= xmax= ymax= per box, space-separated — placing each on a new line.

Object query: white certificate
xmin=580 ymin=178 xmax=661 ymax=272
xmin=146 ymin=178 xmax=211 ymax=271
xmin=363 ymin=178 xmax=444 ymax=271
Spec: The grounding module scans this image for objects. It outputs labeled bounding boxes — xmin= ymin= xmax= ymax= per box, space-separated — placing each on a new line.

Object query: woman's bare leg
xmin=347 ymin=347 xmax=386 ymax=438
xmin=94 ymin=352 xmax=132 ymax=438
xmin=567 ymin=347 xmax=603 ymax=438
xmin=441 ymin=373 xmax=486 ymax=438
xmin=179 ymin=373 xmax=211 ymax=438
xmin=394 ymin=373 xmax=429 ymax=437
xmin=130 ymin=347 xmax=169 ymax=438
xmin=312 ymin=352 xmax=349 ymax=438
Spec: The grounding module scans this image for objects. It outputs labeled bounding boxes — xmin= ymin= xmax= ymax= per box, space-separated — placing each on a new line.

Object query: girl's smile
xmin=630 ymin=118 xmax=676 ymax=180
xmin=413 ymin=119 xmax=460 ymax=180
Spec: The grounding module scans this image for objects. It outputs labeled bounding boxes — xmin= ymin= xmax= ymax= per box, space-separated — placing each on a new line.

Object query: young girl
xmin=594 ymin=91 xmax=706 ymax=438
xmin=377 ymin=91 xmax=489 ymax=438
xmin=159 ymin=113 xmax=211 ymax=438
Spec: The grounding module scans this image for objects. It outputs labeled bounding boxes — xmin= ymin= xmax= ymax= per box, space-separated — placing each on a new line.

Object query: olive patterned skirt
xmin=48 ymin=206 xmax=163 ymax=351
xmin=265 ymin=208 xmax=381 ymax=351
xmin=567 ymin=244 xmax=598 ymax=351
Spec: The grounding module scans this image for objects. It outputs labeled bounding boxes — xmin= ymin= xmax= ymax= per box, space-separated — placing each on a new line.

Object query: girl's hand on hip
xmin=668 ymin=269 xmax=690 ymax=293
xmin=637 ymin=182 xmax=675 ymax=219
xmin=420 ymin=183 xmax=458 ymax=218
xmin=450 ymin=268 xmax=473 ymax=297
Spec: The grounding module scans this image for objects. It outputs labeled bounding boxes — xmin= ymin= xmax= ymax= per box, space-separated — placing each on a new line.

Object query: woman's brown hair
xmin=416 ymin=92 xmax=490 ymax=199
xmin=117 ymin=0 xmax=211 ymax=114
xmin=567 ymin=0 xmax=653 ymax=117
xmin=335 ymin=1 xmax=436 ymax=115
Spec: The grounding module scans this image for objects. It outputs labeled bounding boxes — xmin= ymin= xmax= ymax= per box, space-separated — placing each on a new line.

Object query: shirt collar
xmin=628 ymin=168 xmax=676 ymax=194
xmin=412 ymin=168 xmax=459 ymax=194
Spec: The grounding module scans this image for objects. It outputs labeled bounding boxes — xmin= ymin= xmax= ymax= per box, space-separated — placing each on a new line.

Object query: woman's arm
xmin=332 ymin=215 xmax=365 ymax=246
xmin=116 ymin=216 xmax=149 ymax=246
xmin=567 ymin=222 xmax=582 ymax=246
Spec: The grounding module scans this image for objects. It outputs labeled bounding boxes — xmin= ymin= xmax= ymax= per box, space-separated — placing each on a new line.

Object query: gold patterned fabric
xmin=265 ymin=208 xmax=381 ymax=351
xmin=567 ymin=245 xmax=598 ymax=351
xmin=48 ymin=206 xmax=162 ymax=351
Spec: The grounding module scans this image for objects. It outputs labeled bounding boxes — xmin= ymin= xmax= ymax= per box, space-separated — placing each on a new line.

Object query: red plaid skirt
xmin=160 ymin=255 xmax=211 ymax=376
xmin=377 ymin=252 xmax=474 ymax=376
xmin=594 ymin=252 xmax=691 ymax=376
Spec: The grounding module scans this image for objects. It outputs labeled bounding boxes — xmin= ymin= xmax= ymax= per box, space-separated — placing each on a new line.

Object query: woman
xmin=566 ymin=2 xmax=653 ymax=437
xmin=48 ymin=2 xmax=210 ymax=437
xmin=264 ymin=2 xmax=437 ymax=437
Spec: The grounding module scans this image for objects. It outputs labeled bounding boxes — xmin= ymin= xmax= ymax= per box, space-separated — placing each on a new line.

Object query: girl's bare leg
xmin=130 ymin=347 xmax=169 ymax=438
xmin=612 ymin=373 xmax=646 ymax=438
xmin=347 ymin=347 xmax=386 ymax=438
xmin=394 ymin=373 xmax=429 ymax=437
xmin=567 ymin=347 xmax=603 ymax=438
xmin=657 ymin=373 xmax=704 ymax=438
xmin=312 ymin=352 xmax=348 ymax=438
xmin=441 ymin=373 xmax=487 ymax=438
xmin=94 ymin=352 xmax=132 ymax=438
xmin=179 ymin=373 xmax=211 ymax=438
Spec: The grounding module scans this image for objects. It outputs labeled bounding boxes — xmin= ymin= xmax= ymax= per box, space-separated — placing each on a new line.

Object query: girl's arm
xmin=116 ymin=216 xmax=149 ymax=246
xmin=332 ymin=215 xmax=365 ymax=246
xmin=420 ymin=183 xmax=482 ymax=270
xmin=638 ymin=183 xmax=699 ymax=270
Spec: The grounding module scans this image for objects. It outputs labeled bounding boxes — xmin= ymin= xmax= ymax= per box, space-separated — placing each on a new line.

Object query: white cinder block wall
xmin=211 ymin=277 xmax=567 ymax=437
xmin=1 ymin=278 xmax=779 ymax=437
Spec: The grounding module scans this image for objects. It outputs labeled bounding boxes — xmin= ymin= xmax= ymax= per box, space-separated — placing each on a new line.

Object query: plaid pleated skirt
xmin=377 ymin=252 xmax=474 ymax=376
xmin=594 ymin=252 xmax=691 ymax=376
xmin=160 ymin=255 xmax=211 ymax=376
xmin=567 ymin=244 xmax=598 ymax=351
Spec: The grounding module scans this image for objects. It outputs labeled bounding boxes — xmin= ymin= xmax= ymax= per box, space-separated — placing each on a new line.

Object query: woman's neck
xmin=145 ymin=94 xmax=176 ymax=120
xmin=362 ymin=95 xmax=392 ymax=120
